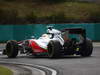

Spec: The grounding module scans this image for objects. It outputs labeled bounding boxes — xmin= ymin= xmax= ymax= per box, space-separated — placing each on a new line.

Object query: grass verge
xmin=0 ymin=65 xmax=13 ymax=75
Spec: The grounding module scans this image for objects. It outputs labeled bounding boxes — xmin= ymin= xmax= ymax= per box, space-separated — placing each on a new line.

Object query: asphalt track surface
xmin=0 ymin=46 xmax=100 ymax=75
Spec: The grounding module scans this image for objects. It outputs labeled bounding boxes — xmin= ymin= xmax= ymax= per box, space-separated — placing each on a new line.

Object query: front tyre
xmin=80 ymin=39 xmax=93 ymax=57
xmin=47 ymin=40 xmax=62 ymax=58
xmin=6 ymin=40 xmax=19 ymax=58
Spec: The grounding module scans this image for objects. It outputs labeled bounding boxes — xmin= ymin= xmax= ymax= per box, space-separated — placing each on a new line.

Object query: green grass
xmin=0 ymin=65 xmax=13 ymax=75
xmin=0 ymin=1 xmax=100 ymax=24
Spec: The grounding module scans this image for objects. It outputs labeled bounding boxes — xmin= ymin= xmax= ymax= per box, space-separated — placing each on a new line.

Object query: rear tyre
xmin=47 ymin=40 xmax=62 ymax=58
xmin=6 ymin=40 xmax=19 ymax=58
xmin=80 ymin=39 xmax=93 ymax=57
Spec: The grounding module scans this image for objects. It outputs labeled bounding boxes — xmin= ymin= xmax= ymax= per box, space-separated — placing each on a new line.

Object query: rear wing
xmin=61 ymin=28 xmax=86 ymax=38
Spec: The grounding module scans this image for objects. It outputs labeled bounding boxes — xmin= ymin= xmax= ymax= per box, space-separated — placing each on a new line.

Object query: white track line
xmin=22 ymin=65 xmax=46 ymax=75
xmin=0 ymin=61 xmax=57 ymax=75
xmin=35 ymin=64 xmax=57 ymax=75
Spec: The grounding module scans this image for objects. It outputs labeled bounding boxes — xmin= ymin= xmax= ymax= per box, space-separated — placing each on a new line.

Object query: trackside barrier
xmin=0 ymin=23 xmax=100 ymax=42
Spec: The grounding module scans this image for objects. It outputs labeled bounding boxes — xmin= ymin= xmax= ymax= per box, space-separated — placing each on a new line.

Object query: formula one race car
xmin=3 ymin=27 xmax=93 ymax=58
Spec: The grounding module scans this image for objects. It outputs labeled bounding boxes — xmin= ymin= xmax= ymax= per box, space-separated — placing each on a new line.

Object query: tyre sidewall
xmin=6 ymin=40 xmax=18 ymax=58
xmin=47 ymin=40 xmax=62 ymax=58
xmin=80 ymin=39 xmax=93 ymax=57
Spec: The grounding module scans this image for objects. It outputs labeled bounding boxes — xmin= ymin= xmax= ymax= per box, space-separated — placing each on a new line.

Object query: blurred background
xmin=0 ymin=0 xmax=100 ymax=24
xmin=0 ymin=0 xmax=100 ymax=42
